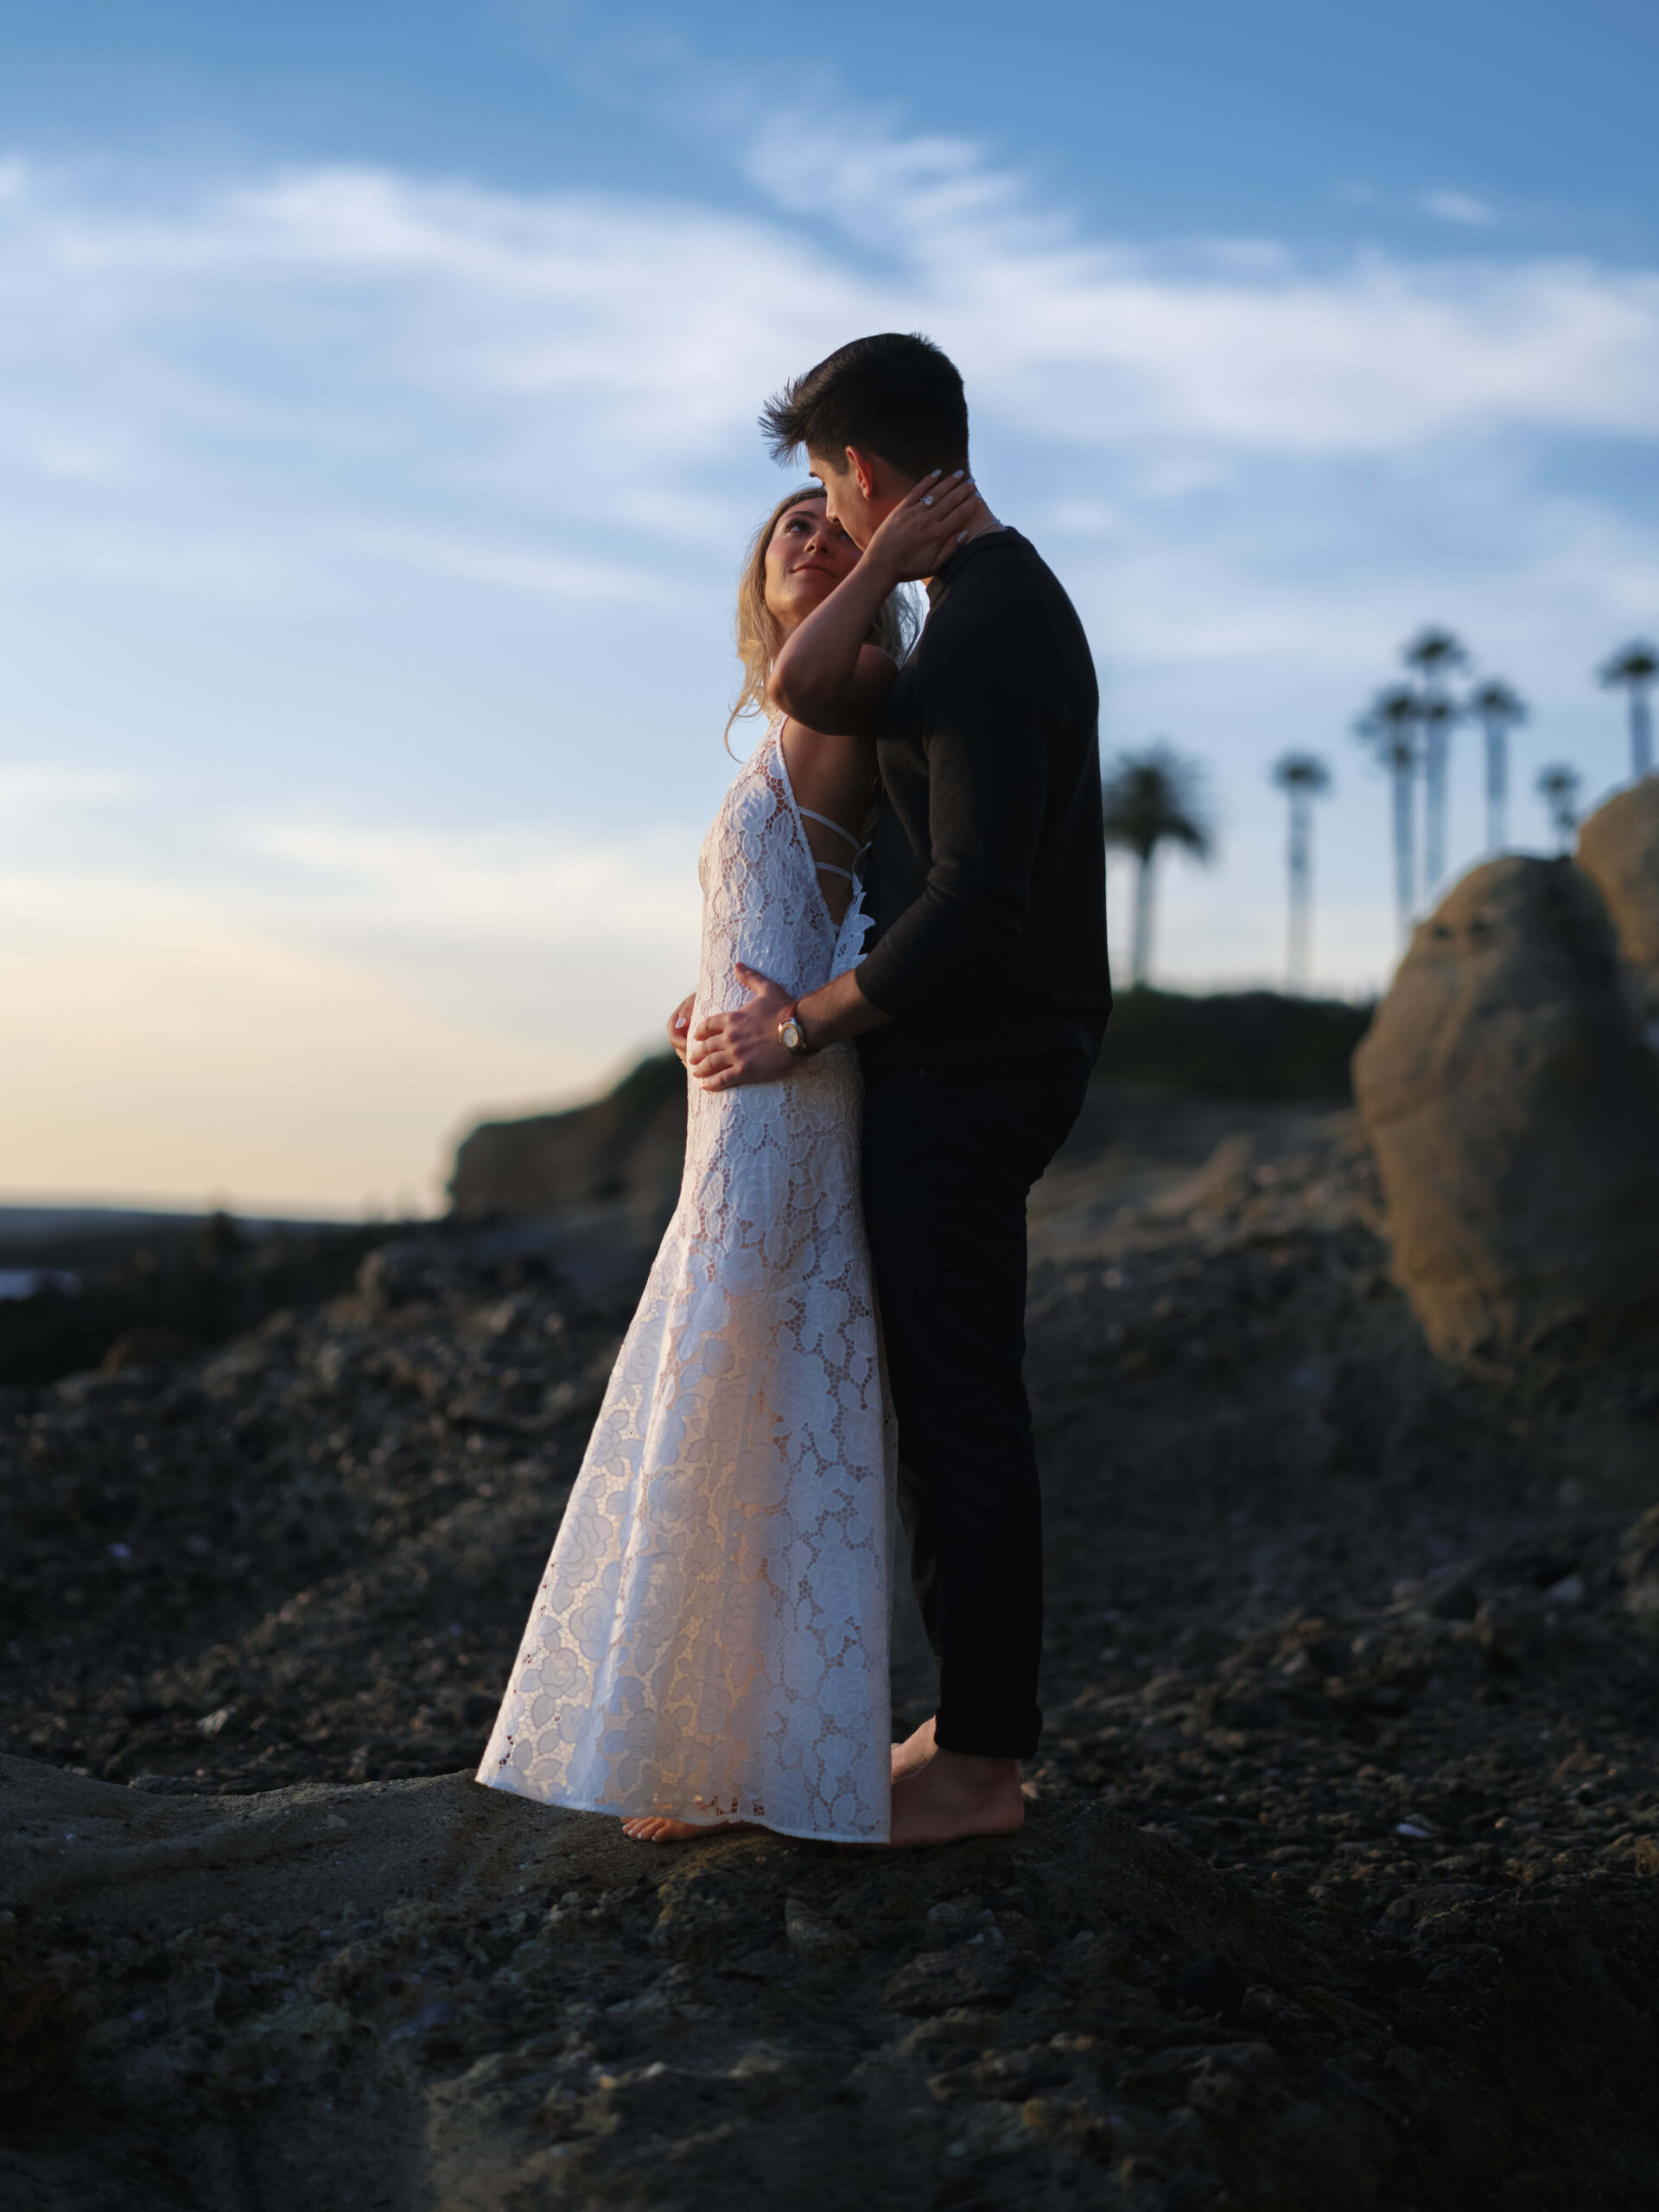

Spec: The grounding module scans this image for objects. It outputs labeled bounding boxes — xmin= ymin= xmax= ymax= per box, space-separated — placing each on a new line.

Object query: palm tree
xmin=1535 ymin=764 xmax=1581 ymax=854
xmin=1100 ymin=743 xmax=1213 ymax=986
xmin=1402 ymin=626 xmax=1468 ymax=893
xmin=1468 ymin=678 xmax=1528 ymax=854
xmin=1599 ymin=641 xmax=1657 ymax=779
xmin=1270 ymin=752 xmax=1332 ymax=994
xmin=1356 ymin=685 xmax=1421 ymax=946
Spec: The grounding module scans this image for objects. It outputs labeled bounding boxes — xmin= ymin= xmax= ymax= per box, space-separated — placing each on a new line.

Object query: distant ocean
xmin=0 ymin=1268 xmax=83 ymax=1301
xmin=0 ymin=1205 xmax=345 ymax=1299
xmin=0 ymin=1205 xmax=205 ymax=1243
xmin=0 ymin=1205 xmax=340 ymax=1243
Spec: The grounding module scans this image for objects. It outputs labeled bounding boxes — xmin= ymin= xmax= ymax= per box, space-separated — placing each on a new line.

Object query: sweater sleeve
xmin=855 ymin=582 xmax=1054 ymax=1020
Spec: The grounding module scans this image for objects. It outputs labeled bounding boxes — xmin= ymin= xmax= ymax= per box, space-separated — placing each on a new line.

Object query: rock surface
xmin=1577 ymin=777 xmax=1659 ymax=1021
xmin=7 ymin=1091 xmax=1659 ymax=2206
xmin=1352 ymin=855 xmax=1659 ymax=1363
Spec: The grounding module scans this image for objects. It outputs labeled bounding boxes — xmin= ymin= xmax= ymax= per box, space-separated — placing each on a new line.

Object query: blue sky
xmin=3 ymin=1 xmax=1656 ymax=1209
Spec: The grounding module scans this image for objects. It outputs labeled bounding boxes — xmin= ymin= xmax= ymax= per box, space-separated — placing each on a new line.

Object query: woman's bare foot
xmin=891 ymin=1715 xmax=937 ymax=1781
xmin=887 ymin=1750 xmax=1025 ymax=1847
xmin=620 ymin=1815 xmax=734 ymax=1844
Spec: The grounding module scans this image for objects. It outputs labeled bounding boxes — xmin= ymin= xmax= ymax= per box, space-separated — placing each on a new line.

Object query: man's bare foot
xmin=620 ymin=1815 xmax=734 ymax=1844
xmin=887 ymin=1749 xmax=1025 ymax=1847
xmin=891 ymin=1715 xmax=937 ymax=1781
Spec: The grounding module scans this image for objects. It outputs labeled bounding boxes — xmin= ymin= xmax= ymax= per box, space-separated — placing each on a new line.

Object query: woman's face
xmin=762 ymin=497 xmax=860 ymax=632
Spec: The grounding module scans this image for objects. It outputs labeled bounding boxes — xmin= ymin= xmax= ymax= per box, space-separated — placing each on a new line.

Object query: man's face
xmin=807 ymin=452 xmax=876 ymax=551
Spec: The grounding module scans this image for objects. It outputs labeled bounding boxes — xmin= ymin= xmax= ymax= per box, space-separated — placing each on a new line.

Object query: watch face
xmin=781 ymin=1020 xmax=804 ymax=1053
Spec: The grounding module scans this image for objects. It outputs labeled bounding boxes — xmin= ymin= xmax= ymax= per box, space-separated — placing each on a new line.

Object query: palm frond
xmin=1271 ymin=751 xmax=1332 ymax=797
xmin=1600 ymin=640 xmax=1658 ymax=690
xmin=1470 ymin=678 xmax=1527 ymax=725
xmin=1100 ymin=743 xmax=1215 ymax=865
xmin=1402 ymin=626 xmax=1468 ymax=682
xmin=1355 ymin=685 xmax=1421 ymax=772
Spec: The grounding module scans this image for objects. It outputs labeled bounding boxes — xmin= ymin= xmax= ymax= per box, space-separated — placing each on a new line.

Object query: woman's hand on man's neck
xmin=768 ymin=468 xmax=981 ymax=734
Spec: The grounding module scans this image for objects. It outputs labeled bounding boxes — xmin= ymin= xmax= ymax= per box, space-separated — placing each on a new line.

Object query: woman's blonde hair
xmin=725 ymin=484 xmax=918 ymax=753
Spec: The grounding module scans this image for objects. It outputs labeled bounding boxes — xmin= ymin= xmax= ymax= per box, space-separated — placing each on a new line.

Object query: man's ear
xmin=844 ymin=444 xmax=878 ymax=500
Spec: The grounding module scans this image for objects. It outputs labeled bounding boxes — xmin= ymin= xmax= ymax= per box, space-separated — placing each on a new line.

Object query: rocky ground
xmin=5 ymin=1084 xmax=1659 ymax=2209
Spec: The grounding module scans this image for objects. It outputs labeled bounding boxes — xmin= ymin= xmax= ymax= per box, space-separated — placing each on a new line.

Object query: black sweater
xmin=855 ymin=527 xmax=1112 ymax=1077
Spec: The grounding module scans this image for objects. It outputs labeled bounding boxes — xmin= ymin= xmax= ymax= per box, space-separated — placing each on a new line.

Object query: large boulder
xmin=1352 ymin=855 xmax=1659 ymax=1362
xmin=1575 ymin=777 xmax=1659 ymax=1024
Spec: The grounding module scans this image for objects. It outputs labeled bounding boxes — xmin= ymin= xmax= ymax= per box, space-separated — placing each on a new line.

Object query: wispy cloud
xmin=252 ymin=817 xmax=702 ymax=945
xmin=1343 ymin=181 xmax=1501 ymax=232
xmin=1420 ymin=189 xmax=1497 ymax=230
xmin=361 ymin=529 xmax=665 ymax=604
xmin=0 ymin=765 xmax=136 ymax=818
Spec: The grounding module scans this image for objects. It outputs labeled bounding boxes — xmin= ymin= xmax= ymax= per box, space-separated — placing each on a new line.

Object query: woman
xmin=477 ymin=488 xmax=915 ymax=1844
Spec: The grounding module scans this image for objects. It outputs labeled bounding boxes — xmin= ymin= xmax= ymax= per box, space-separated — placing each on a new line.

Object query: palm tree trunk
xmin=1632 ymin=687 xmax=1654 ymax=779
xmin=1132 ymin=850 xmax=1156 ymax=984
xmin=1484 ymin=718 xmax=1507 ymax=852
xmin=1423 ymin=720 xmax=1448 ymax=892
xmin=1286 ymin=791 xmax=1312 ymax=992
xmin=1391 ymin=756 xmax=1415 ymax=947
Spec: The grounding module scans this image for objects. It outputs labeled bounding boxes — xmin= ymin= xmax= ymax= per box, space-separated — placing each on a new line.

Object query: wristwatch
xmin=777 ymin=1003 xmax=816 ymax=1060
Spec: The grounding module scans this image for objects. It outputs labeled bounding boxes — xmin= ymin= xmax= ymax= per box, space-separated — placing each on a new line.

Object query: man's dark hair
xmin=760 ymin=333 xmax=969 ymax=481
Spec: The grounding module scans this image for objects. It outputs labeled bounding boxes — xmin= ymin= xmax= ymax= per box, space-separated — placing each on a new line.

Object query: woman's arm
xmin=770 ymin=577 xmax=901 ymax=736
xmin=769 ymin=471 xmax=980 ymax=733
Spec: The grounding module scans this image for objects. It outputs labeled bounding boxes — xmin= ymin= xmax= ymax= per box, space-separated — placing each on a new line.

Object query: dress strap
xmin=813 ymin=861 xmax=856 ymax=884
xmin=797 ymin=805 xmax=861 ymax=850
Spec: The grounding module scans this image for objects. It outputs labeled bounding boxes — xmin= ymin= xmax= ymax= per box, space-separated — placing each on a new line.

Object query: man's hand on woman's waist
xmin=690 ymin=964 xmax=889 ymax=1091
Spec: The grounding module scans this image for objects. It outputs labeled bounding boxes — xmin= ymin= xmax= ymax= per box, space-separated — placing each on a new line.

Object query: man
xmin=690 ymin=333 xmax=1111 ymax=1845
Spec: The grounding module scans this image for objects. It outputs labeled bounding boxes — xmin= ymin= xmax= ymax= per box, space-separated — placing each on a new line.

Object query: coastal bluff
xmin=449 ymin=1054 xmax=686 ymax=1231
xmin=444 ymin=1054 xmax=687 ymax=1297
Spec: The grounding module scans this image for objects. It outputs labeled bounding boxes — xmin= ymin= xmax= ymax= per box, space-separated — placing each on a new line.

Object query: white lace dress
xmin=477 ymin=723 xmax=893 ymax=1842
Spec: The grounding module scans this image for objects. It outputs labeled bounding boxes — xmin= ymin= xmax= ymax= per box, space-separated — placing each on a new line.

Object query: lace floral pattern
xmin=478 ymin=727 xmax=892 ymax=1842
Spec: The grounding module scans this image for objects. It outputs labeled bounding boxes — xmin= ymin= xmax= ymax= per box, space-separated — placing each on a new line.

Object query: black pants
xmin=861 ymin=1053 xmax=1090 ymax=1760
